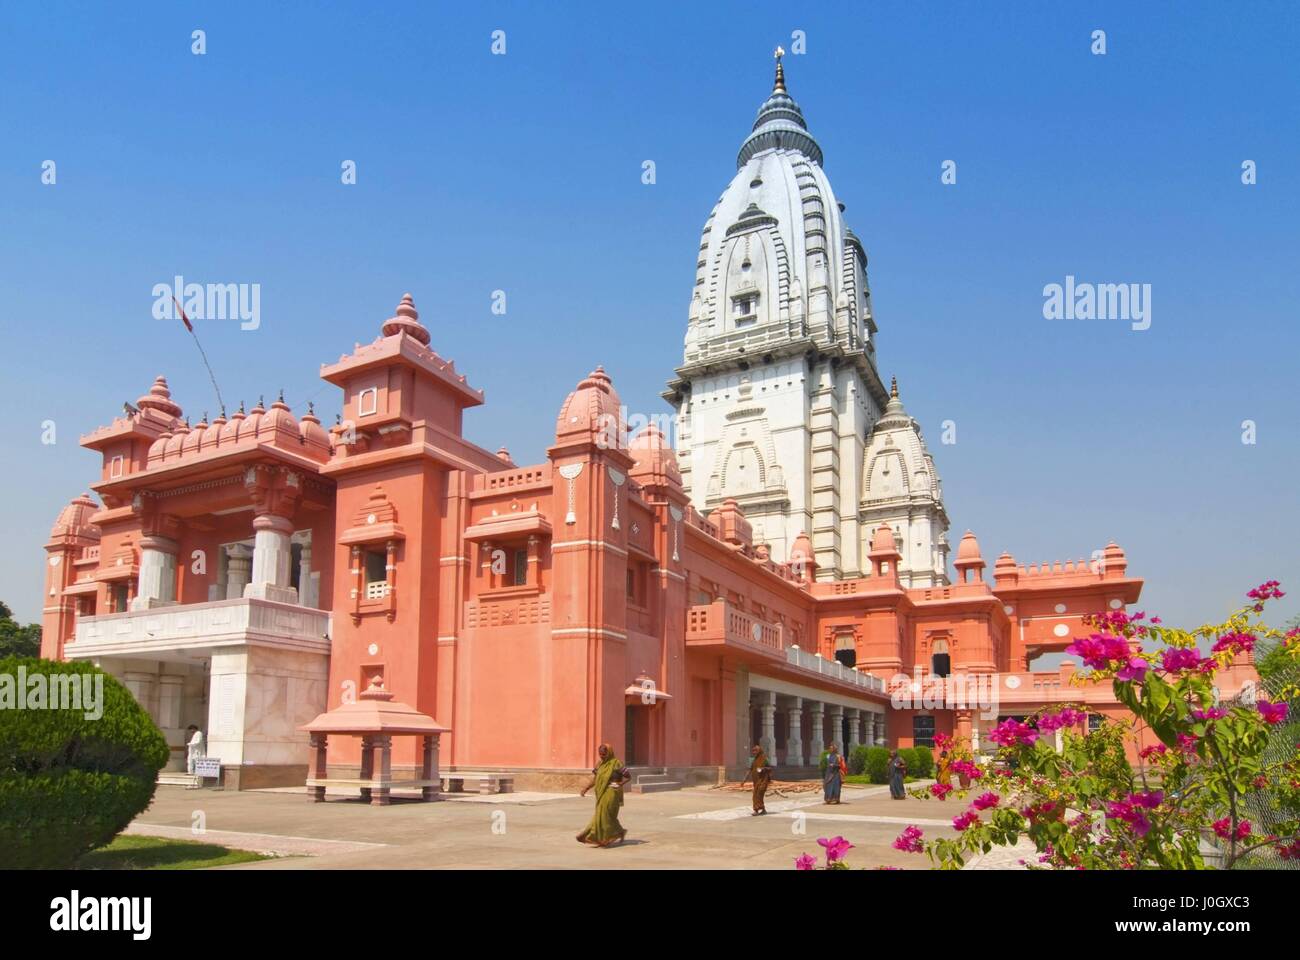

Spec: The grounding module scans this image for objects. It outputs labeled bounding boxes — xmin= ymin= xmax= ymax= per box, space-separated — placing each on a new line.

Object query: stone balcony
xmin=784 ymin=645 xmax=886 ymax=695
xmin=69 ymin=596 xmax=332 ymax=660
xmin=685 ymin=600 xmax=783 ymax=658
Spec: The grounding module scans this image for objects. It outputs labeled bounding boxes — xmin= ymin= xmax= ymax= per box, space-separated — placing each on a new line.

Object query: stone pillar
xmin=857 ymin=711 xmax=868 ymax=750
xmin=421 ymin=734 xmax=441 ymax=801
xmin=784 ymin=697 xmax=804 ymax=767
xmin=157 ymin=674 xmax=184 ymax=729
xmin=245 ymin=515 xmax=297 ymax=603
xmin=359 ymin=735 xmax=375 ymax=803
xmin=309 ymin=733 xmax=327 ymax=802
xmin=296 ymin=535 xmax=316 ymax=608
xmin=225 ymin=543 xmax=252 ymax=600
xmin=122 ymin=671 xmax=158 ymax=722
xmin=808 ymin=701 xmax=825 ymax=757
xmin=373 ymin=735 xmax=393 ymax=806
xmin=826 ymin=704 xmax=844 ymax=752
xmin=132 ymin=535 xmax=178 ymax=610
xmin=844 ymin=707 xmax=860 ymax=752
xmin=756 ymin=690 xmax=777 ymax=760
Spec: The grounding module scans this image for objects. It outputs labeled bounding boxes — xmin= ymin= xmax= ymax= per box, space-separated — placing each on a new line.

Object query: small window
xmin=112 ymin=583 xmax=130 ymax=613
xmin=627 ymin=568 xmax=636 ymax=600
xmin=931 ymin=638 xmax=951 ymax=678
xmin=363 ymin=548 xmax=387 ymax=598
xmin=1088 ymin=713 xmax=1103 ymax=732
xmin=513 ymin=548 xmax=528 ymax=587
xmin=357 ymin=386 xmax=379 ymax=417
xmin=109 ymin=455 xmax=125 ymax=479
xmin=912 ymin=715 xmax=936 ymax=748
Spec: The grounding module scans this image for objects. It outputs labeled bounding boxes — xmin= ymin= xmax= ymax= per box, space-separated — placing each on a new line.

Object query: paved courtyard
xmin=125 ymin=780 xmax=1007 ymax=870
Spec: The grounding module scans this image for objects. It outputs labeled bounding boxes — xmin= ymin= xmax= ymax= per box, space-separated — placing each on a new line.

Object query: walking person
xmin=823 ymin=742 xmax=845 ymax=804
xmin=577 ymin=743 xmax=632 ymax=847
xmin=887 ymin=747 xmax=908 ymax=799
xmin=741 ymin=744 xmax=772 ymax=815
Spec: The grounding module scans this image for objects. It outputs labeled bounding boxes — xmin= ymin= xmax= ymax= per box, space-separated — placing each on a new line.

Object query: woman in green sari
xmin=577 ymin=743 xmax=632 ymax=847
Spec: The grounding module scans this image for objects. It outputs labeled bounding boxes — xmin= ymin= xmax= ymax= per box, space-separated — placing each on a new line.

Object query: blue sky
xmin=2 ymin=1 xmax=1298 ymax=632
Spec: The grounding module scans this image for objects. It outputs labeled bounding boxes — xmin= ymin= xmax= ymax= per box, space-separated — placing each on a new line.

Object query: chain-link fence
xmin=1225 ymin=655 xmax=1300 ymax=869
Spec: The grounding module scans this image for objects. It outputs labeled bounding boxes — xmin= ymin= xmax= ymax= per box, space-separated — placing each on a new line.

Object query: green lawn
xmin=844 ymin=774 xmax=921 ymax=785
xmin=76 ymin=835 xmax=273 ymax=870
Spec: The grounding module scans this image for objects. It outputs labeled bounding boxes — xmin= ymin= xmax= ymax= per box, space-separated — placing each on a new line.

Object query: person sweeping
xmin=577 ymin=743 xmax=632 ymax=847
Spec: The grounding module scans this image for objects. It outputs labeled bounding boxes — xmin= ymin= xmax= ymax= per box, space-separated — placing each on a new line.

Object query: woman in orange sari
xmin=577 ymin=743 xmax=632 ymax=847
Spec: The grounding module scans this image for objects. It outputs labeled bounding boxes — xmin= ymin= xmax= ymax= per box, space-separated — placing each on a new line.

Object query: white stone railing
xmin=70 ymin=596 xmax=332 ymax=657
xmin=786 ymin=645 xmax=886 ymax=694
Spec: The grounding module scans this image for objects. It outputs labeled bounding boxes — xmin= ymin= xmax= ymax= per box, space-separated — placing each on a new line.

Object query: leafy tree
xmin=0 ymin=601 xmax=41 ymax=659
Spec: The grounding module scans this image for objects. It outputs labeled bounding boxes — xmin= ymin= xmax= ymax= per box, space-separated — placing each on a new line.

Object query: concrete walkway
xmin=127 ymin=780 xmax=978 ymax=870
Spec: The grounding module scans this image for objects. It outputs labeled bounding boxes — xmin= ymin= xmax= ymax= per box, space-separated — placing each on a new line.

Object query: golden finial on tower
xmin=890 ymin=375 xmax=899 ymax=398
xmin=773 ymin=45 xmax=786 ymax=93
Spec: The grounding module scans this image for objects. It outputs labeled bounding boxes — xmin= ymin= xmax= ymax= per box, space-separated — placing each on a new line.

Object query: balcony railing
xmin=70 ymin=596 xmax=332 ymax=658
xmin=686 ymin=600 xmax=783 ymax=654
xmin=785 ymin=646 xmax=886 ymax=694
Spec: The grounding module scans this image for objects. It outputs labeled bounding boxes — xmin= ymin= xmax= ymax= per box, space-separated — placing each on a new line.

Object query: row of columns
xmin=753 ymin=690 xmax=888 ymax=766
xmin=131 ymin=526 xmax=309 ymax=610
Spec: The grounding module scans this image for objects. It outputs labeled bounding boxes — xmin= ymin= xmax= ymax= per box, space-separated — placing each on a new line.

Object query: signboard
xmin=193 ymin=758 xmax=222 ymax=778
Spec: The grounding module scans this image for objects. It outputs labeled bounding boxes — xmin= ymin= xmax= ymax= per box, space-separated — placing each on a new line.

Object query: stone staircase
xmin=626 ymin=766 xmax=682 ymax=794
xmin=157 ymin=772 xmax=203 ymax=788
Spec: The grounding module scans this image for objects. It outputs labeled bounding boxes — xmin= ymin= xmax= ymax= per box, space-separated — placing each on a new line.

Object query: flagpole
xmin=173 ymin=296 xmax=226 ymax=415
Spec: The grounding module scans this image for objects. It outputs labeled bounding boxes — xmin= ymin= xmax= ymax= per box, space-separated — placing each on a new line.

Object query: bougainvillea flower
xmin=1161 ymin=647 xmax=1203 ymax=672
xmin=1117 ymin=656 xmax=1149 ymax=682
xmin=1258 ymin=700 xmax=1289 ymax=725
xmin=972 ymin=792 xmax=1000 ymax=810
xmin=1138 ymin=743 xmax=1167 ymax=759
xmin=1211 ymin=632 xmax=1256 ymax=655
xmin=1191 ymin=707 xmax=1228 ymax=721
xmin=1247 ymin=580 xmax=1285 ymax=601
xmin=795 ymin=853 xmax=817 ymax=870
xmin=817 ymin=835 xmax=854 ymax=862
xmin=930 ymin=782 xmax=954 ymax=799
xmin=952 ymin=810 xmax=980 ymax=831
xmin=893 ymin=826 xmax=924 ymax=853
xmin=988 ymin=718 xmax=1039 ymax=747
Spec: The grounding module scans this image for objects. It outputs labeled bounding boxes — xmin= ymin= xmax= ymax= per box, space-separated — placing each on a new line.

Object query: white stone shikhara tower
xmin=665 ymin=52 xmax=950 ymax=584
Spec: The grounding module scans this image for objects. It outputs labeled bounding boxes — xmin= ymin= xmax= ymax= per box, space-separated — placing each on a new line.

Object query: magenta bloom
xmin=795 ymin=853 xmax=817 ymax=870
xmin=1139 ymin=743 xmax=1167 ymax=759
xmin=951 ymin=759 xmax=982 ymax=780
xmin=1192 ymin=707 xmax=1228 ymax=721
xmin=1247 ymin=580 xmax=1285 ymax=601
xmin=817 ymin=835 xmax=854 ymax=862
xmin=1065 ymin=632 xmax=1130 ymax=670
xmin=1117 ymin=656 xmax=1149 ymax=682
xmin=1106 ymin=798 xmax=1152 ymax=837
xmin=1161 ymin=647 xmax=1203 ymax=672
xmin=952 ymin=810 xmax=980 ymax=832
xmin=1211 ymin=818 xmax=1250 ymax=841
xmin=1127 ymin=790 xmax=1163 ymax=809
xmin=988 ymin=718 xmax=1039 ymax=747
xmin=1211 ymin=632 xmax=1256 ymax=655
xmin=1038 ymin=708 xmax=1086 ymax=732
xmin=930 ymin=782 xmax=954 ymax=800
xmin=1178 ymin=733 xmax=1200 ymax=754
xmin=1258 ymin=700 xmax=1289 ymax=725
xmin=893 ymin=825 xmax=924 ymax=854
xmin=972 ymin=792 xmax=1000 ymax=810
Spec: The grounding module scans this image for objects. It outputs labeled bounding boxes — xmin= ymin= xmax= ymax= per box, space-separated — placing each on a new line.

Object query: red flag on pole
xmin=172 ymin=296 xmax=194 ymax=333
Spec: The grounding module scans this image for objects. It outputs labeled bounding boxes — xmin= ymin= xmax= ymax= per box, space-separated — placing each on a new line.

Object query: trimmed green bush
xmin=848 ymin=744 xmax=871 ymax=776
xmin=910 ymin=745 xmax=934 ymax=778
xmin=0 ymin=657 xmax=168 ymax=868
xmin=863 ymin=746 xmax=890 ymax=784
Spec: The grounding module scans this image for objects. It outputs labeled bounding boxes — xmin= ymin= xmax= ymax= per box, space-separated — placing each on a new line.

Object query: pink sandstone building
xmin=38 ymin=58 xmax=1255 ymax=792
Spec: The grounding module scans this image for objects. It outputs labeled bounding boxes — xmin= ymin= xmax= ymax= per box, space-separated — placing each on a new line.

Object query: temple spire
xmin=773 ymin=45 xmax=786 ymax=93
xmin=890 ymin=375 xmax=898 ymax=399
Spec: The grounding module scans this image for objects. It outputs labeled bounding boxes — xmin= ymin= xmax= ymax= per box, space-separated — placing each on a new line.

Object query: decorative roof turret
xmin=628 ymin=424 xmax=682 ymax=489
xmin=49 ymin=492 xmax=100 ymax=542
xmin=736 ymin=47 xmax=823 ymax=169
xmin=380 ymin=293 xmax=431 ymax=346
xmin=554 ymin=366 xmax=625 ymax=450
xmin=135 ymin=375 xmax=182 ymax=420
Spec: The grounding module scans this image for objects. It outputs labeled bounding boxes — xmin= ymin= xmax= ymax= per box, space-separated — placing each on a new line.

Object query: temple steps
xmin=627 ymin=767 xmax=683 ymax=794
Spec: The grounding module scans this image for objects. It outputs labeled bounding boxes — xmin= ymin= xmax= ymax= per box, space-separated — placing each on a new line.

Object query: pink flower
xmin=953 ymin=810 xmax=980 ymax=831
xmin=795 ymin=853 xmax=817 ymax=870
xmin=893 ymin=825 xmax=924 ymax=853
xmin=1161 ymin=647 xmax=1203 ymax=672
xmin=1247 ymin=580 xmax=1285 ymax=601
xmin=1178 ymin=733 xmax=1200 ymax=754
xmin=930 ymin=782 xmax=954 ymax=800
xmin=951 ymin=759 xmax=982 ymax=779
xmin=1127 ymin=790 xmax=1163 ymax=809
xmin=817 ymin=835 xmax=854 ymax=862
xmin=1117 ymin=656 xmax=1149 ymax=682
xmin=1191 ymin=707 xmax=1228 ymax=721
xmin=1105 ymin=799 xmax=1152 ymax=837
xmin=1139 ymin=744 xmax=1167 ymax=760
xmin=1038 ymin=708 xmax=1086 ymax=732
xmin=972 ymin=792 xmax=1000 ymax=810
xmin=1211 ymin=632 xmax=1256 ymax=655
xmin=1212 ymin=818 xmax=1251 ymax=841
xmin=1258 ymin=700 xmax=1289 ymax=725
xmin=1065 ymin=632 xmax=1131 ymax=670
xmin=988 ymin=718 xmax=1039 ymax=747
xmin=1279 ymin=839 xmax=1300 ymax=861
